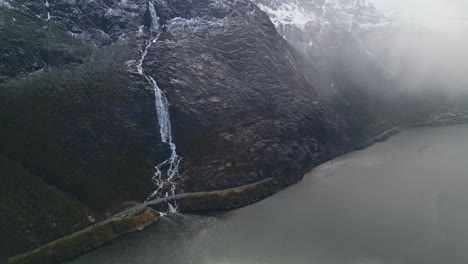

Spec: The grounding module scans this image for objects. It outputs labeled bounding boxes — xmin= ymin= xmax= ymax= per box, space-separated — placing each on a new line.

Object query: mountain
xmin=253 ymin=0 xmax=390 ymax=54
xmin=252 ymin=0 xmax=468 ymax=133
xmin=251 ymin=0 xmax=396 ymax=134
xmin=251 ymin=0 xmax=392 ymax=81
xmin=0 ymin=0 xmax=359 ymax=259
xmin=2 ymin=0 xmax=467 ymax=261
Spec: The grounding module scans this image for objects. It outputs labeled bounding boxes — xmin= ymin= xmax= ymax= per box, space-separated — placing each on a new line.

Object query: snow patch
xmin=357 ymin=21 xmax=392 ymax=31
xmin=166 ymin=17 xmax=230 ymax=37
xmin=0 ymin=0 xmax=11 ymax=9
xmin=257 ymin=2 xmax=316 ymax=29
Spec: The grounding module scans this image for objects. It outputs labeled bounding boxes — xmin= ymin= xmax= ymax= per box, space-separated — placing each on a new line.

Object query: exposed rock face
xmin=0 ymin=0 xmax=357 ymax=258
xmin=7 ymin=0 xmax=146 ymax=45
xmin=251 ymin=0 xmax=392 ymax=88
xmin=146 ymin=0 xmax=351 ymax=192
xmin=0 ymin=4 xmax=88 ymax=82
xmin=250 ymin=0 xmax=468 ymax=135
xmin=2 ymin=0 xmax=468 ymax=261
xmin=1 ymin=0 xmax=352 ymax=202
xmin=249 ymin=0 xmax=397 ymax=138
xmin=253 ymin=0 xmax=390 ymax=53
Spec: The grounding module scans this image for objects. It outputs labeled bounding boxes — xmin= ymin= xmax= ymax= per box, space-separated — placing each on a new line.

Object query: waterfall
xmin=148 ymin=1 xmax=160 ymax=31
xmin=137 ymin=1 xmax=182 ymax=212
xmin=43 ymin=0 xmax=51 ymax=70
xmin=45 ymin=0 xmax=51 ymax=21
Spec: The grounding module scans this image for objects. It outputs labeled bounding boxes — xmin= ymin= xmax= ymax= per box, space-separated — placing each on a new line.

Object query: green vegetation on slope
xmin=0 ymin=155 xmax=95 ymax=259
xmin=6 ymin=208 xmax=159 ymax=264
xmin=0 ymin=43 xmax=157 ymax=213
xmin=0 ymin=4 xmax=161 ymax=256
xmin=0 ymin=8 xmax=90 ymax=83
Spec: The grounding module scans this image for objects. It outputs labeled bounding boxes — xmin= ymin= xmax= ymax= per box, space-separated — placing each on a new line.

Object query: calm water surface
xmin=68 ymin=125 xmax=468 ymax=264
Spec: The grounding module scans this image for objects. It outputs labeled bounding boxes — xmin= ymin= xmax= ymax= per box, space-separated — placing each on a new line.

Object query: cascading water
xmin=45 ymin=0 xmax=51 ymax=21
xmin=148 ymin=1 xmax=160 ymax=30
xmin=137 ymin=1 xmax=182 ymax=213
xmin=44 ymin=0 xmax=52 ymax=69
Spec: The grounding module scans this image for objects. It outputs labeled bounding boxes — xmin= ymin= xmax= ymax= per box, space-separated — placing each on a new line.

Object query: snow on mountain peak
xmin=255 ymin=0 xmax=389 ymax=36
xmin=256 ymin=2 xmax=317 ymax=29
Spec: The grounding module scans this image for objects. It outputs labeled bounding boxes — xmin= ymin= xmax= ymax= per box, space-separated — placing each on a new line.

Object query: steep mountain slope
xmin=253 ymin=0 xmax=389 ymax=54
xmin=251 ymin=0 xmax=466 ymax=136
xmin=0 ymin=2 xmax=89 ymax=83
xmin=0 ymin=155 xmax=95 ymax=258
xmin=251 ymin=0 xmax=394 ymax=134
xmin=251 ymin=0 xmax=392 ymax=82
xmin=0 ymin=0 xmax=356 ymax=258
xmin=148 ymin=0 xmax=351 ymax=192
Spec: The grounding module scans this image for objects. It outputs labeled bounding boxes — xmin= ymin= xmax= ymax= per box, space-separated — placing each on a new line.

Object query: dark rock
xmin=0 ymin=0 xmax=358 ymax=257
xmin=0 ymin=0 xmax=354 ymax=210
xmin=143 ymin=0 xmax=351 ymax=192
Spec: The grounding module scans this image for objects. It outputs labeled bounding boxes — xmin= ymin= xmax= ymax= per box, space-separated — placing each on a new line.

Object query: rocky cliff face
xmin=146 ymin=0 xmax=352 ymax=192
xmin=3 ymin=0 xmax=467 ymax=260
xmin=0 ymin=0 xmax=356 ymax=258
xmin=251 ymin=0 xmax=468 ymax=133
xmin=251 ymin=0 xmax=392 ymax=88
xmin=249 ymin=0 xmax=397 ymax=137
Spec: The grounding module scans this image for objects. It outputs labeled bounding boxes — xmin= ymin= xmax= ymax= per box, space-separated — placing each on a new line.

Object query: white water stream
xmin=45 ymin=0 xmax=51 ymax=21
xmin=137 ymin=1 xmax=182 ymax=212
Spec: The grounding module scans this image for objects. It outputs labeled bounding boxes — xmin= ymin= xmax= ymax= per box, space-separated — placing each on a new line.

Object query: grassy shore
xmin=6 ymin=208 xmax=159 ymax=264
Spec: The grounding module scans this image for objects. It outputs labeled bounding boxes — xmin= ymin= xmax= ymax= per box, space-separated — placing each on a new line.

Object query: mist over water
xmin=68 ymin=125 xmax=468 ymax=264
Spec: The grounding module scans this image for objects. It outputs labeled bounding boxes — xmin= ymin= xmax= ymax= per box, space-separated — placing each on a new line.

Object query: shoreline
xmin=5 ymin=113 xmax=468 ymax=264
xmin=4 ymin=179 xmax=276 ymax=264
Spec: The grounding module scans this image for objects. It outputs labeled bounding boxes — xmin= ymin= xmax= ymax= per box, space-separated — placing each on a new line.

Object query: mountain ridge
xmin=1 ymin=0 xmax=467 ymax=261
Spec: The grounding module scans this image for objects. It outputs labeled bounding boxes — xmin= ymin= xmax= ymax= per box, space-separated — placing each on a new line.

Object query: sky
xmin=370 ymin=0 xmax=468 ymax=32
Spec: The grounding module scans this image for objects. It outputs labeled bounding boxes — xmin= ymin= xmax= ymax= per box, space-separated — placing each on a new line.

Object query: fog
xmin=361 ymin=0 xmax=468 ymax=98
xmin=371 ymin=0 xmax=468 ymax=32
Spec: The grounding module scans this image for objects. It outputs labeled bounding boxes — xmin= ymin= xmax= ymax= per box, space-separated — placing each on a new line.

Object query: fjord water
xmin=68 ymin=125 xmax=468 ymax=264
